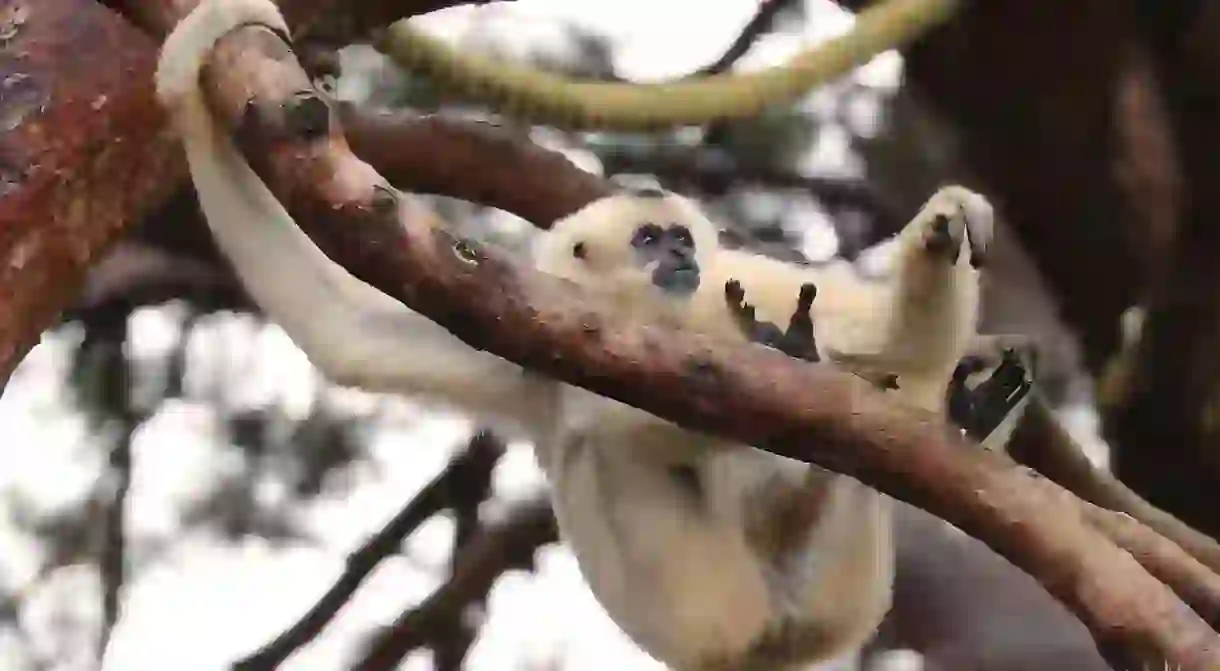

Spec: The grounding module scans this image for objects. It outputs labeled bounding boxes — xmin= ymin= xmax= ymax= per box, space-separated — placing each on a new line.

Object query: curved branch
xmin=341 ymin=106 xmax=610 ymax=226
xmin=188 ymin=20 xmax=1220 ymax=669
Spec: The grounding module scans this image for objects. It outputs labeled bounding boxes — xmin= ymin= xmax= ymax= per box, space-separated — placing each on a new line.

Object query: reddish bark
xmin=0 ymin=0 xmax=184 ymax=385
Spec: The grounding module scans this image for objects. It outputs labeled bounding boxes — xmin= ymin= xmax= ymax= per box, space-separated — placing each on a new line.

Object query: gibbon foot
xmin=918 ymin=186 xmax=994 ymax=269
xmin=724 ymin=279 xmax=820 ymax=363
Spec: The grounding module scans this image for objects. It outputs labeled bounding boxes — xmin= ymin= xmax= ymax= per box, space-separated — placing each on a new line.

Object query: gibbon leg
xmin=877 ymin=186 xmax=993 ymax=408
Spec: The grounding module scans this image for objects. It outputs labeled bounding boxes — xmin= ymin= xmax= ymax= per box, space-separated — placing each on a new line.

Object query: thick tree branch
xmin=0 ymin=0 xmax=486 ymax=390
xmin=341 ymin=106 xmax=611 ymax=226
xmin=0 ymin=0 xmax=185 ymax=388
xmin=186 ymin=21 xmax=1220 ymax=669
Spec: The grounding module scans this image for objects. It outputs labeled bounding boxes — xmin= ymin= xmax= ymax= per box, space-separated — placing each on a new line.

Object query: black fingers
xmin=724 ymin=279 xmax=820 ymax=363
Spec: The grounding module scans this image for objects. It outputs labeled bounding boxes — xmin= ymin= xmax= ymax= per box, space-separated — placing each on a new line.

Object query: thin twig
xmin=72 ymin=309 xmax=139 ymax=664
xmin=232 ymin=431 xmax=505 ymax=670
xmin=432 ymin=431 xmax=504 ymax=670
xmin=99 ymin=432 xmax=133 ymax=661
xmin=354 ymin=496 xmax=558 ymax=670
xmin=692 ymin=0 xmax=803 ymax=77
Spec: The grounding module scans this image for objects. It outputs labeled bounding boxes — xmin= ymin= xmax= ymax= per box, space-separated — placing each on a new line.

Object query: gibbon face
xmin=536 ymin=189 xmax=721 ymax=302
xmin=626 ymin=221 xmax=701 ymax=296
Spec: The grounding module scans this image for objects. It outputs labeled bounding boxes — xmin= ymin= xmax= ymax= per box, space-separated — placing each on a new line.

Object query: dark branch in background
xmin=189 ymin=20 xmax=1220 ymax=669
xmin=105 ymin=0 xmax=493 ymax=42
xmin=97 ymin=324 xmax=134 ymax=661
xmin=233 ymin=430 xmax=506 ymax=671
xmin=341 ymin=107 xmax=907 ymax=250
xmin=67 ymin=301 xmax=141 ymax=662
xmin=431 ymin=430 xmax=504 ymax=671
xmin=688 ymin=0 xmax=811 ymax=198
xmin=340 ymin=106 xmax=611 ymax=226
xmin=100 ymin=430 xmax=133 ymax=661
xmin=355 ymin=496 xmax=558 ymax=670
xmin=691 ymin=0 xmax=801 ymax=77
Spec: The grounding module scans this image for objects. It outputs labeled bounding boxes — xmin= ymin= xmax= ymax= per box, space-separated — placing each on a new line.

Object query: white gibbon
xmin=155 ymin=1 xmax=999 ymax=668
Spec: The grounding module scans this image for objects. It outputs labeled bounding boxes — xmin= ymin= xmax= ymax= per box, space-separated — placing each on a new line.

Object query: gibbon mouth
xmin=653 ymin=264 xmax=701 ymax=295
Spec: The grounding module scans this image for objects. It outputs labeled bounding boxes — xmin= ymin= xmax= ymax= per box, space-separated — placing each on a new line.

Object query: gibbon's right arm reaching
xmin=154 ymin=0 xmax=555 ymax=441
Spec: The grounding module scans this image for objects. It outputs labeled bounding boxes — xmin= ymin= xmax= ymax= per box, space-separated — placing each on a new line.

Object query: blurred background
xmin=0 ymin=0 xmax=1202 ymax=668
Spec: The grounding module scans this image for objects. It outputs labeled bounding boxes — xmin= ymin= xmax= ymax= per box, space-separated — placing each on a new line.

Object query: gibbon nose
xmin=668 ymin=247 xmax=695 ymax=266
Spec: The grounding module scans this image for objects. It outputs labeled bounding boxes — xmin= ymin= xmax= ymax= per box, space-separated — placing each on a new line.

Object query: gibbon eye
xmin=632 ymin=223 xmax=663 ymax=248
xmin=572 ymin=242 xmax=587 ymax=259
xmin=672 ymin=226 xmax=693 ymax=247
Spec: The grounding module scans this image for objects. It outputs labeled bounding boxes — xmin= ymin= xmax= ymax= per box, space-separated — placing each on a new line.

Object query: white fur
xmin=155 ymin=0 xmax=554 ymax=440
xmin=156 ymin=3 xmax=988 ymax=668
xmin=531 ymin=189 xmax=985 ymax=668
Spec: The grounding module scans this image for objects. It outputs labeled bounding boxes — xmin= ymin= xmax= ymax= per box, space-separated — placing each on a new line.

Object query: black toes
xmin=968 ymin=230 xmax=988 ymax=268
xmin=797 ymin=282 xmax=817 ymax=310
xmin=925 ymin=213 xmax=962 ymax=264
xmin=725 ymin=279 xmax=745 ymax=303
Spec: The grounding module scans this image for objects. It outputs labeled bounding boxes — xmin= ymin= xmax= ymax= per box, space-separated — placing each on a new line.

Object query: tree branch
xmin=1082 ymin=501 xmax=1220 ymax=628
xmin=233 ymin=430 xmax=505 ymax=671
xmin=355 ymin=496 xmax=557 ymax=670
xmin=1010 ymin=396 xmax=1220 ymax=576
xmin=0 ymin=0 xmax=185 ymax=388
xmin=692 ymin=0 xmax=802 ymax=77
xmin=189 ymin=19 xmax=1220 ymax=669
xmin=340 ymin=105 xmax=611 ymax=226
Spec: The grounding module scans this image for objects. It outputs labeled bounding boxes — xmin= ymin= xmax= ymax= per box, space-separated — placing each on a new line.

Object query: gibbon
xmin=155 ymin=2 xmax=997 ymax=668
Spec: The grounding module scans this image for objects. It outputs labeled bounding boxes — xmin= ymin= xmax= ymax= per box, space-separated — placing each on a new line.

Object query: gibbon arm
xmin=155 ymin=0 xmax=553 ymax=438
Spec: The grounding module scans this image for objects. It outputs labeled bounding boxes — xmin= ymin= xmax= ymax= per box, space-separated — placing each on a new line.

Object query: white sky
xmin=0 ymin=2 xmax=908 ymax=669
